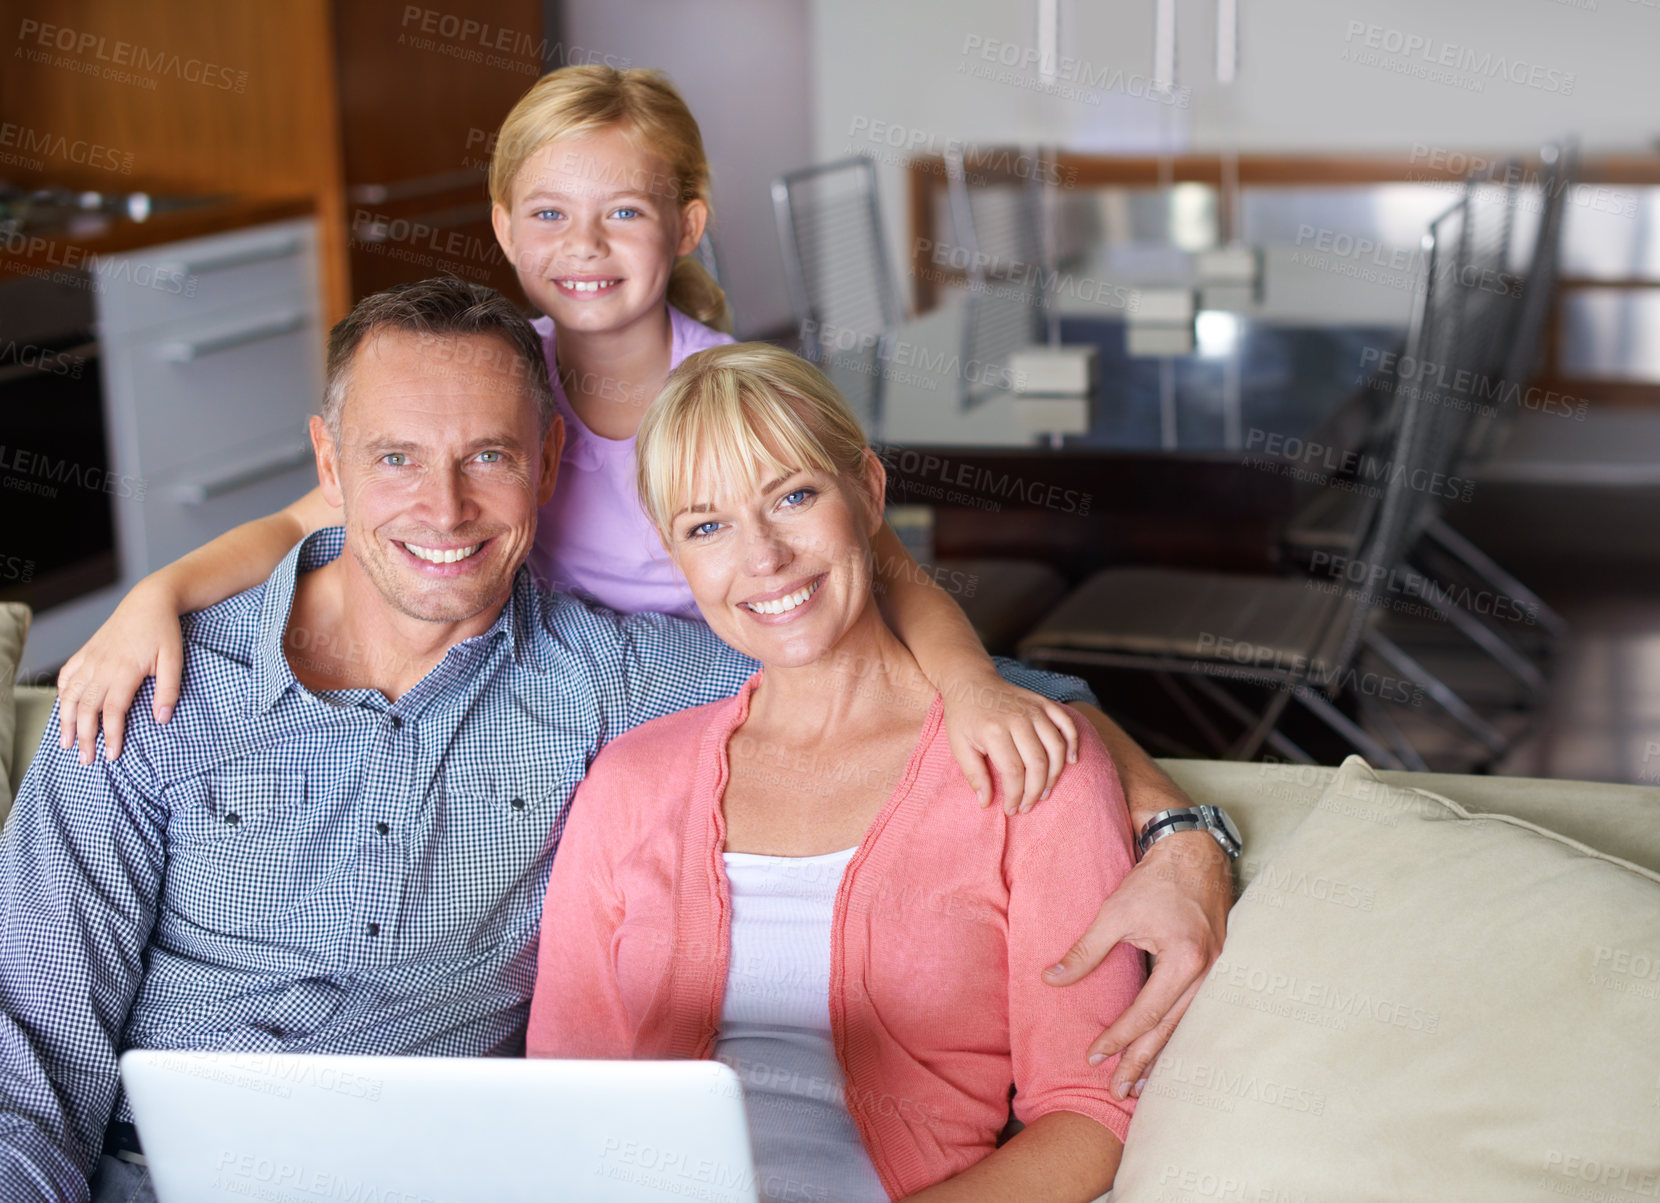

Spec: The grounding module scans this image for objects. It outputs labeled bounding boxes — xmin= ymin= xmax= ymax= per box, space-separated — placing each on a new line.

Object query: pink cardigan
xmin=527 ymin=674 xmax=1144 ymax=1199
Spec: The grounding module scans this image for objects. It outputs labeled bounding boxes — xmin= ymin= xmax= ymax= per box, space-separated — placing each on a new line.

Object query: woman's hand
xmin=56 ymin=576 xmax=185 ymax=764
xmin=940 ymin=671 xmax=1080 ymax=814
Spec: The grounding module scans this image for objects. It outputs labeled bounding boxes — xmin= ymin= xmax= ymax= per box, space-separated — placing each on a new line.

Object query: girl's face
xmin=492 ymin=127 xmax=706 ymax=341
xmin=665 ymin=449 xmax=889 ymax=672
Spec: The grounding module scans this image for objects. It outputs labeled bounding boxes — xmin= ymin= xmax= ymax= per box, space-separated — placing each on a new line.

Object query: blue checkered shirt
xmin=0 ymin=528 xmax=1096 ymax=1200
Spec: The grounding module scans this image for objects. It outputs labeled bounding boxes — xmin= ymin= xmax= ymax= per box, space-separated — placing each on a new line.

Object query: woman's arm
xmin=915 ymin=716 xmax=1141 ymax=1201
xmin=56 ymin=486 xmax=339 ymax=762
xmin=526 ymin=774 xmax=638 ymax=1059
xmin=1048 ymin=704 xmax=1232 ymax=1103
xmin=902 ymin=1111 xmax=1121 ymax=1202
xmin=870 ymin=522 xmax=1079 ymax=813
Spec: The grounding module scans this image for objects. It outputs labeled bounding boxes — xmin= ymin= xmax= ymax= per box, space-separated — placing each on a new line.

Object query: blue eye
xmin=533 ymin=208 xmax=563 ymax=221
xmin=382 ymin=453 xmax=408 ymax=467
xmin=780 ymin=488 xmax=815 ymax=508
xmin=612 ymin=207 xmax=641 ymax=219
xmin=686 ymin=520 xmax=721 ymax=540
xmin=477 ymin=450 xmax=502 ymax=463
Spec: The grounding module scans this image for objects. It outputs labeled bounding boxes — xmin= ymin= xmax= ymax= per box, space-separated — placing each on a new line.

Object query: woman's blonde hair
xmin=637 ymin=343 xmax=873 ymax=540
xmin=489 ymin=64 xmax=729 ymax=332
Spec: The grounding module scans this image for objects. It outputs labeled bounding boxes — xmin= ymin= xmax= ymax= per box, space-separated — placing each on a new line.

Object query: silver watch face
xmin=1206 ymin=806 xmax=1243 ymax=854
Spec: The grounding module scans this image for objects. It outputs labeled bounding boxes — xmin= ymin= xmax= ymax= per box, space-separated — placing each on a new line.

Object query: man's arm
xmin=0 ymin=709 xmax=168 ymax=1201
xmin=607 ymin=610 xmax=762 ymax=734
xmin=1043 ymin=704 xmax=1233 ymax=1102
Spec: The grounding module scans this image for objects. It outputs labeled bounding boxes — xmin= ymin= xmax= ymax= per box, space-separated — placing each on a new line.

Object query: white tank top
xmin=716 ymin=846 xmax=888 ymax=1203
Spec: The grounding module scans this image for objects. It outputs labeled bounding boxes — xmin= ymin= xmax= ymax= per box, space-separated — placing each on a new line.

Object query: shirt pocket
xmin=163 ymin=767 xmax=314 ymax=936
xmin=440 ymin=769 xmax=566 ymax=950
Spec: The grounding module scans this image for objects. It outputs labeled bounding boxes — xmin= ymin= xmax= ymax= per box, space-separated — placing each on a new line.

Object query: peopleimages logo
xmin=1243 ymin=428 xmax=1475 ymax=503
xmin=0 ymin=340 xmax=85 ymax=379
xmin=1340 ymin=21 xmax=1576 ymax=94
xmin=0 ymin=122 xmax=133 ymax=174
xmin=845 ymin=117 xmax=1077 ymax=187
xmin=0 ymin=445 xmax=149 ymax=501
xmin=875 ymin=446 xmax=1093 ymax=516
xmin=15 ymin=19 xmax=249 ymax=92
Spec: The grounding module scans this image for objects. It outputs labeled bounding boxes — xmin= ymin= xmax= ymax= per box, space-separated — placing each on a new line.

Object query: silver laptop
xmin=120 ymin=1050 xmax=759 ymax=1203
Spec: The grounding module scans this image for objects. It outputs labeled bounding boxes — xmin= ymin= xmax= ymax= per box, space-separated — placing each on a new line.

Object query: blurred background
xmin=4 ymin=0 xmax=1660 ymax=782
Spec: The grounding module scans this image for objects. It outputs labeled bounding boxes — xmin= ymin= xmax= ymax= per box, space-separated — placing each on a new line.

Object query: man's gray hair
xmin=321 ymin=276 xmax=555 ymax=442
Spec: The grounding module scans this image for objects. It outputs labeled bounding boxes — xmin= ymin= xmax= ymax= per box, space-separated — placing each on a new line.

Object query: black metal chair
xmin=942 ymin=144 xmax=1050 ymax=404
xmin=771 ymin=156 xmax=905 ymax=439
xmin=1019 ymin=188 xmax=1512 ymax=770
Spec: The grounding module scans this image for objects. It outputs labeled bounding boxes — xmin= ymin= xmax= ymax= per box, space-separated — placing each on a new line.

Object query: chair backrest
xmin=1464 ymin=141 xmax=1576 ymax=462
xmin=771 ymin=156 xmax=905 ymax=433
xmin=1318 ymin=190 xmax=1478 ymax=686
xmin=1413 ymin=164 xmax=1519 ymax=489
xmin=771 ymin=157 xmax=904 ymax=352
xmin=944 ymin=145 xmax=1049 ymax=397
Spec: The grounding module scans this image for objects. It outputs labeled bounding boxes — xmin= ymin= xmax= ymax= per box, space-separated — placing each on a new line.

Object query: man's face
xmin=314 ymin=329 xmax=563 ymax=626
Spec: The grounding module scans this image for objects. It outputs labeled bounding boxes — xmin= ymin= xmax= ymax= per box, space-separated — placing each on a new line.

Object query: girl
xmin=55 ymin=65 xmax=1079 ymax=811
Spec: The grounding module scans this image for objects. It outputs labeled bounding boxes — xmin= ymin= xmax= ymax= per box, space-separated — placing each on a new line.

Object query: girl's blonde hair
xmin=637 ymin=343 xmax=872 ymax=539
xmin=489 ymin=64 xmax=729 ymax=333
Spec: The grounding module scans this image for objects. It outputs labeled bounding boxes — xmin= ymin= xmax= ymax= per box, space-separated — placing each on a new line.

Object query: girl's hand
xmin=942 ymin=671 xmax=1080 ymax=814
xmin=56 ymin=578 xmax=185 ymax=764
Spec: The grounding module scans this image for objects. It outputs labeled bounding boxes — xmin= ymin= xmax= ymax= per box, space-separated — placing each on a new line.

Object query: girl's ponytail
xmin=668 ymin=256 xmax=731 ymax=334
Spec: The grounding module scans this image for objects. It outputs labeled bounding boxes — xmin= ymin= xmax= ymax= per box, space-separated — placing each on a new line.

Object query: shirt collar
xmin=248 ymin=527 xmax=545 ymax=714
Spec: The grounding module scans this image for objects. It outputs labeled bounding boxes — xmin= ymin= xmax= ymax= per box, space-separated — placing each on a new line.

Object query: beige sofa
xmin=11 ymin=686 xmax=54 ymax=807
xmin=6 ymin=683 xmax=1659 ymax=1200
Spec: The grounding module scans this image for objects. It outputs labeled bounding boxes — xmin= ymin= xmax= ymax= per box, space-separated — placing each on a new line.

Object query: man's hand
xmin=1043 ymin=830 xmax=1233 ymax=1100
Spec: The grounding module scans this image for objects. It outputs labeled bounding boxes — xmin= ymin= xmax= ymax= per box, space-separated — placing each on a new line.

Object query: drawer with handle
xmin=137 ymin=446 xmax=323 ymax=572
xmin=104 ymin=293 xmax=322 ymax=481
xmin=95 ymin=219 xmax=317 ymax=338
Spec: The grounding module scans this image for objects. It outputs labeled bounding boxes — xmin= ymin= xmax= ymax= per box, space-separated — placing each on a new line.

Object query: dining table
xmin=854 ymin=257 xmax=1412 ymax=577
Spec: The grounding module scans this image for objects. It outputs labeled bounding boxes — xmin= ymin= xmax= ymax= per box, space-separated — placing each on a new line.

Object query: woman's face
xmin=667 ymin=450 xmax=887 ymax=671
xmin=491 ymin=127 xmax=705 ymax=339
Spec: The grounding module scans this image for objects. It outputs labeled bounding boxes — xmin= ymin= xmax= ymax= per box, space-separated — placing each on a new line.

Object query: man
xmin=0 ymin=279 xmax=1228 ymax=1201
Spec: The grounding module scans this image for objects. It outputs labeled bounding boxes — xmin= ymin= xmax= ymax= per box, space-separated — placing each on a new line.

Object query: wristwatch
xmin=1136 ymin=805 xmax=1243 ymax=861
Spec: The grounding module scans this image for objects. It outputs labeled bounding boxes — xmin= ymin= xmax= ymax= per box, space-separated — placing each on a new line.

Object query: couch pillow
xmin=0 ymin=602 xmax=32 ymax=817
xmin=1112 ymin=755 xmax=1660 ymax=1202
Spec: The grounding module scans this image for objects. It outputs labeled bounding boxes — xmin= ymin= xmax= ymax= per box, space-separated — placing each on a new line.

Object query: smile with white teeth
xmin=402 ymin=542 xmax=481 ymax=564
xmin=745 ymin=578 xmax=821 ymax=616
xmin=560 ymin=279 xmax=620 ymax=292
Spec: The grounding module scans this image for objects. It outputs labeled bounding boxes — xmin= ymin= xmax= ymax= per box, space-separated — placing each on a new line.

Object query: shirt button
xmin=225 ymin=812 xmax=240 ymax=826
xmin=388 ymin=715 xmax=403 ymax=731
xmin=510 ymin=798 xmax=526 ymax=812
xmin=374 ymin=821 xmax=390 ymax=836
xmin=367 ymin=922 xmax=381 ymax=937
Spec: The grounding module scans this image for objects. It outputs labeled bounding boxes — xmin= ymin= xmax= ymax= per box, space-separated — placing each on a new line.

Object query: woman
xmin=528 ymin=344 xmax=1144 ymax=1201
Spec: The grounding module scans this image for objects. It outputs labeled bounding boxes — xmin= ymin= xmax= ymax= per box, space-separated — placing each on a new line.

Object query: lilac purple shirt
xmin=528 ymin=306 xmax=733 ymax=618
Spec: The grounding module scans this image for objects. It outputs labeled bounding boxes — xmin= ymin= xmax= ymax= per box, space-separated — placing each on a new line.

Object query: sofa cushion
xmin=1112 ymin=755 xmax=1660 ymax=1201
xmin=0 ymin=603 xmax=32 ymax=820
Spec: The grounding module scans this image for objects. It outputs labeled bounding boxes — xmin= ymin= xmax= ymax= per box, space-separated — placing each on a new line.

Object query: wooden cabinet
xmin=333 ymin=2 xmax=545 ymax=306
xmin=0 ymin=0 xmax=552 ymax=322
